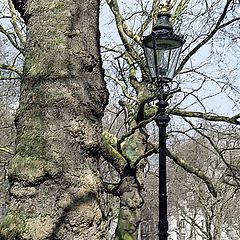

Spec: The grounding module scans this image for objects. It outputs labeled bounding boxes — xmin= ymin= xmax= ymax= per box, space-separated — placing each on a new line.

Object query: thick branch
xmin=106 ymin=0 xmax=140 ymax=63
xmin=11 ymin=0 xmax=28 ymax=23
xmin=145 ymin=105 xmax=240 ymax=125
xmin=8 ymin=0 xmax=26 ymax=46
xmin=101 ymin=132 xmax=128 ymax=173
xmin=171 ymin=108 xmax=240 ymax=125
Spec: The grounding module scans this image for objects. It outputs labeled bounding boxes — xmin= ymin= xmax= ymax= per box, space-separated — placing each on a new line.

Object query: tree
xmin=0 ymin=0 xmax=109 ymax=239
xmin=100 ymin=0 xmax=240 ymax=239
xmin=0 ymin=0 xmax=239 ymax=239
xmin=170 ymin=130 xmax=240 ymax=240
xmin=0 ymin=0 xmax=20 ymax=224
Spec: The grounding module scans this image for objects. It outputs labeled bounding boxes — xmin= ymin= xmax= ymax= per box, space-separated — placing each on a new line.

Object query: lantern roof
xmin=142 ymin=7 xmax=185 ymax=82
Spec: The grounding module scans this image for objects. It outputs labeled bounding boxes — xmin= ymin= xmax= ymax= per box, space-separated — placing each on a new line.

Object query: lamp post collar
xmin=153 ymin=11 xmax=173 ymax=33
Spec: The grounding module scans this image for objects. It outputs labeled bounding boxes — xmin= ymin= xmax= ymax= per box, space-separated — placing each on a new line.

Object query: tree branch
xmin=8 ymin=0 xmax=26 ymax=46
xmin=167 ymin=149 xmax=218 ymax=197
xmin=0 ymin=63 xmax=22 ymax=76
xmin=106 ymin=0 xmax=141 ymax=63
xmin=0 ymin=25 xmax=24 ymax=54
xmin=183 ymin=118 xmax=240 ymax=186
xmin=171 ymin=108 xmax=240 ymax=125
xmin=177 ymin=0 xmax=233 ymax=72
xmin=145 ymin=106 xmax=240 ymax=125
xmin=101 ymin=132 xmax=128 ymax=174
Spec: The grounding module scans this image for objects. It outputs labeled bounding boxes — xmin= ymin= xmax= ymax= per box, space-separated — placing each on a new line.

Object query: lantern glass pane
xmin=167 ymin=46 xmax=182 ymax=79
xmin=144 ymin=45 xmax=157 ymax=80
xmin=156 ymin=49 xmax=170 ymax=77
xmin=143 ymin=34 xmax=184 ymax=81
xmin=155 ymin=46 xmax=182 ymax=80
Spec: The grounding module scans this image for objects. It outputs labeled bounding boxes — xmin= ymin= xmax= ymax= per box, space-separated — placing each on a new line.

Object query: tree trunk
xmin=114 ymin=175 xmax=143 ymax=240
xmin=0 ymin=0 xmax=108 ymax=239
xmin=101 ymin=130 xmax=146 ymax=240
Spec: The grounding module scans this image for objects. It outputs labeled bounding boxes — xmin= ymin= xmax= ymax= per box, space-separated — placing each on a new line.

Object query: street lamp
xmin=142 ymin=5 xmax=185 ymax=240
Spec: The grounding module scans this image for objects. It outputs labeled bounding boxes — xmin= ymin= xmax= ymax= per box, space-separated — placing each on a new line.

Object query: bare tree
xmin=100 ymin=0 xmax=240 ymax=239
xmin=0 ymin=0 xmax=239 ymax=239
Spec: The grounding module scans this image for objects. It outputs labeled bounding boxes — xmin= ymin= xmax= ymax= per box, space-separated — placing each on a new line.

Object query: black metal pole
xmin=155 ymin=95 xmax=170 ymax=240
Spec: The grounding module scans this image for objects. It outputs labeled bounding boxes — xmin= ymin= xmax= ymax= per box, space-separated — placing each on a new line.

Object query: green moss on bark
xmin=16 ymin=122 xmax=46 ymax=158
xmin=115 ymin=208 xmax=137 ymax=240
xmin=9 ymin=155 xmax=48 ymax=183
xmin=24 ymin=50 xmax=53 ymax=80
xmin=0 ymin=208 xmax=26 ymax=239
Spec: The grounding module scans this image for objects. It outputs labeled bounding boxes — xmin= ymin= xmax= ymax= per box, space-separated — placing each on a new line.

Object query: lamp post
xmin=142 ymin=5 xmax=185 ymax=240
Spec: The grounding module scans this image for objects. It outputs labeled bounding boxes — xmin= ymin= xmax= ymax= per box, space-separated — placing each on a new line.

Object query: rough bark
xmin=0 ymin=0 xmax=108 ymax=239
xmin=102 ymin=129 xmax=146 ymax=240
xmin=114 ymin=175 xmax=143 ymax=240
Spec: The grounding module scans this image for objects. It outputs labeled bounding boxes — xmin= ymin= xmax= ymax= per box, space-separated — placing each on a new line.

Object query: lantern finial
xmin=159 ymin=3 xmax=170 ymax=13
xmin=142 ymin=3 xmax=185 ymax=82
